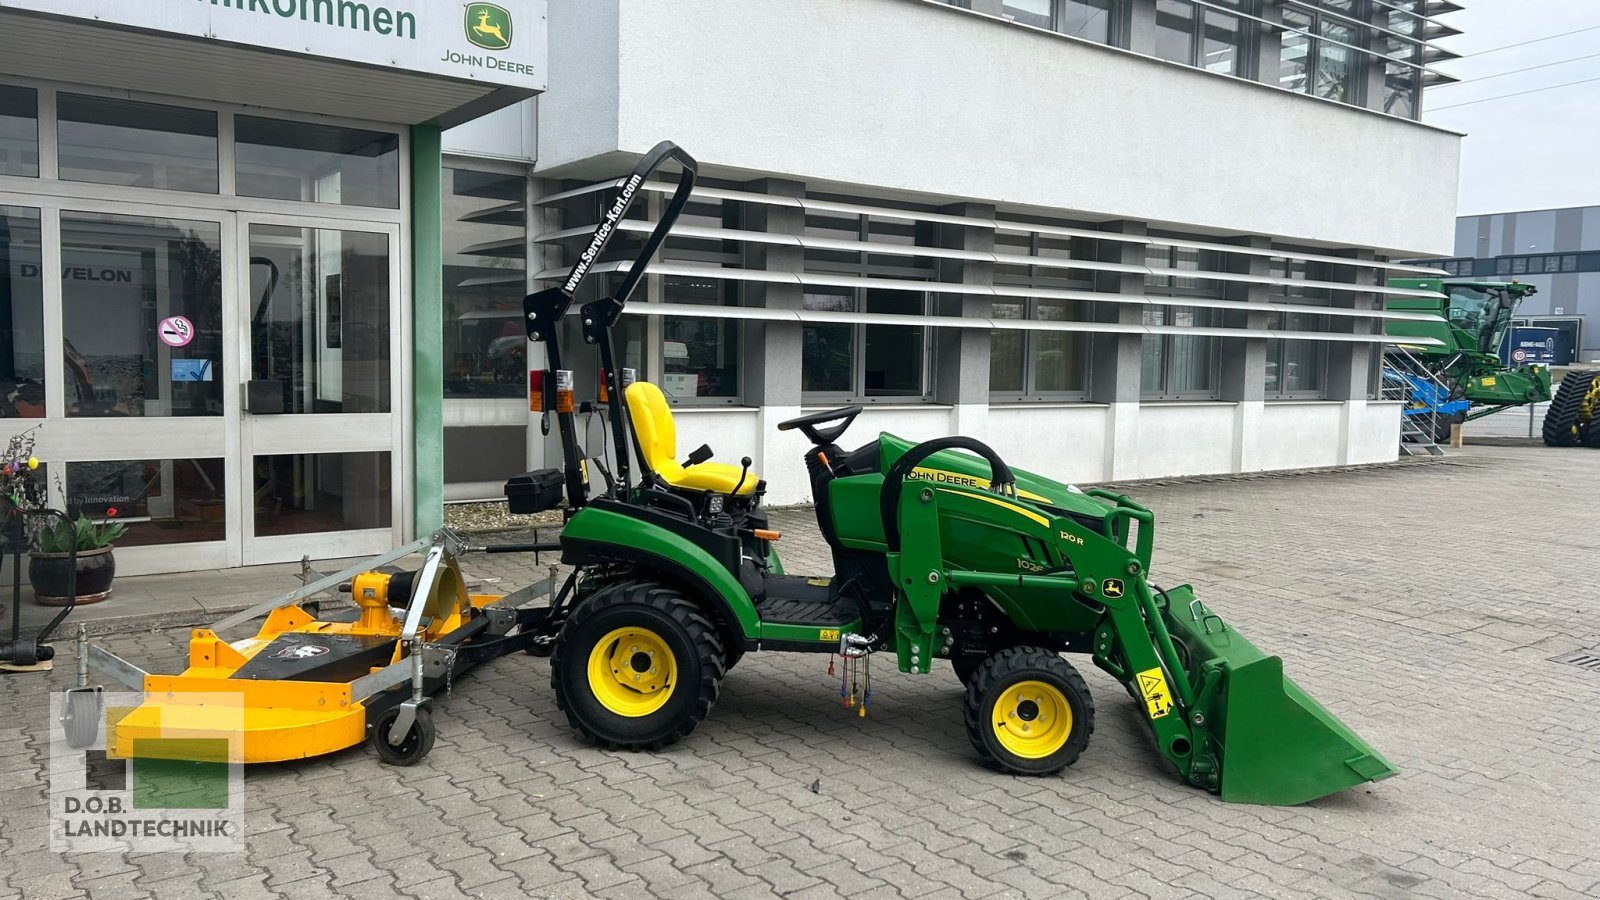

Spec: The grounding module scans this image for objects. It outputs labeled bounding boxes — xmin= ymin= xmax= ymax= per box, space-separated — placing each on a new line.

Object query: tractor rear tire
xmin=552 ymin=580 xmax=724 ymax=751
xmin=964 ymin=647 xmax=1094 ymax=776
xmin=1543 ymin=371 xmax=1597 ymax=447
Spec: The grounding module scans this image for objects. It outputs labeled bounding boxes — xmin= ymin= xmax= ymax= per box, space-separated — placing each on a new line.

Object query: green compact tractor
xmin=510 ymin=142 xmax=1395 ymax=805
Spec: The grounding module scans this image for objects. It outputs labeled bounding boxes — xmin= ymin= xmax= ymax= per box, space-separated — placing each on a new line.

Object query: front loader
xmin=511 ymin=141 xmax=1396 ymax=805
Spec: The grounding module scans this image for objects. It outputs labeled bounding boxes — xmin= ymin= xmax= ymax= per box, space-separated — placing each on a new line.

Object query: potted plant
xmin=29 ymin=509 xmax=125 ymax=607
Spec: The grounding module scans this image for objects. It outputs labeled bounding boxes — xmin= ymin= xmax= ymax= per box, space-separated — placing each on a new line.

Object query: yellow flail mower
xmin=63 ymin=530 xmax=557 ymax=765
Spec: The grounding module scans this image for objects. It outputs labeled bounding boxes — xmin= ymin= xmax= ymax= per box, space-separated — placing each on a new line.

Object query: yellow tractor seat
xmin=626 ymin=381 xmax=758 ymax=495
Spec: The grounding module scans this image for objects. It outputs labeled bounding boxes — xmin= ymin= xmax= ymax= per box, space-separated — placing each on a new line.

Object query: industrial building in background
xmin=441 ymin=0 xmax=1466 ymax=506
xmin=1409 ymin=204 xmax=1600 ymax=366
xmin=3 ymin=0 xmax=1468 ymax=575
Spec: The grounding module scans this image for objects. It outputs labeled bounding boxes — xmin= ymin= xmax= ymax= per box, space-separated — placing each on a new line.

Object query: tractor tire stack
xmin=1543 ymin=371 xmax=1600 ymax=447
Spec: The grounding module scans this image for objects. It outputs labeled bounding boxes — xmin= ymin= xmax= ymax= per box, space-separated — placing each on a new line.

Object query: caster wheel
xmin=62 ymin=688 xmax=104 ymax=750
xmin=370 ymin=706 xmax=435 ymax=766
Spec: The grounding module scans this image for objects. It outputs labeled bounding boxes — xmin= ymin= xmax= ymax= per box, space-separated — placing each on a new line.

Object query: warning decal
xmin=1135 ymin=666 xmax=1174 ymax=720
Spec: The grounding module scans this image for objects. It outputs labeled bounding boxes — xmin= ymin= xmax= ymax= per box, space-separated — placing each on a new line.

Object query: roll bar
xmin=524 ymin=141 xmax=699 ymax=510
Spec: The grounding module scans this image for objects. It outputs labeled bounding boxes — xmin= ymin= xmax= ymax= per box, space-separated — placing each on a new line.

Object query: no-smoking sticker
xmin=158 ymin=316 xmax=195 ymax=348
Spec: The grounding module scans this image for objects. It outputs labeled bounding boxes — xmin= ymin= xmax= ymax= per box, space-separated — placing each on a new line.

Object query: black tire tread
xmin=1543 ymin=371 xmax=1597 ymax=447
xmin=963 ymin=646 xmax=1094 ymax=776
xmin=551 ymin=580 xmax=724 ymax=752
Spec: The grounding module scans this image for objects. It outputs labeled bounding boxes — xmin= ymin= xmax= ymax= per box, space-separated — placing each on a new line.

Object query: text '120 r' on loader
xmin=508 ymin=141 xmax=1396 ymax=806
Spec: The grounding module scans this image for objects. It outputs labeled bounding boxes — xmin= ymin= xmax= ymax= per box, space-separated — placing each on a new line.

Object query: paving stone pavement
xmin=2 ymin=444 xmax=1598 ymax=899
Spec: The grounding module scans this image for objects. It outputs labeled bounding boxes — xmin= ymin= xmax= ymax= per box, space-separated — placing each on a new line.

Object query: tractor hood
xmin=877 ymin=433 xmax=1111 ymax=521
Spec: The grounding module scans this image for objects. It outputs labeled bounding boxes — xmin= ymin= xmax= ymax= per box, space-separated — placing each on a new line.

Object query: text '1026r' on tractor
xmin=507 ymin=141 xmax=1396 ymax=806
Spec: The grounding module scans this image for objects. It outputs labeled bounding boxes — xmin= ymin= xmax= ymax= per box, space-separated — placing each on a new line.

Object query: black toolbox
xmin=504 ymin=469 xmax=564 ymax=514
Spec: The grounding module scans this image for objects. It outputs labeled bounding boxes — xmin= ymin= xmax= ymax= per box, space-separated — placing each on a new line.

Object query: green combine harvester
xmin=510 ymin=142 xmax=1397 ymax=806
xmin=1384 ymin=277 xmax=1551 ymax=443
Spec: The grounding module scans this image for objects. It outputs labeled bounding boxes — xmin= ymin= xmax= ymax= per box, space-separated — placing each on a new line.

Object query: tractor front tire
xmin=552 ymin=581 xmax=724 ymax=751
xmin=964 ymin=647 xmax=1094 ymax=776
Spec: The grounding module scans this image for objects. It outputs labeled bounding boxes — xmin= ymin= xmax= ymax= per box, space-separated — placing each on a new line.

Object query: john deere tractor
xmin=509 ymin=142 xmax=1395 ymax=805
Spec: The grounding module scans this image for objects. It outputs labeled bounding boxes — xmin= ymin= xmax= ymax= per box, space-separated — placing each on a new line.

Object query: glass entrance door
xmin=237 ymin=215 xmax=402 ymax=565
xmin=42 ymin=203 xmax=235 ymax=575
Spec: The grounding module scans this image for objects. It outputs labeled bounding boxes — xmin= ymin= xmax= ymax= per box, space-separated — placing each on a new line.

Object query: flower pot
xmin=29 ymin=545 xmax=116 ymax=606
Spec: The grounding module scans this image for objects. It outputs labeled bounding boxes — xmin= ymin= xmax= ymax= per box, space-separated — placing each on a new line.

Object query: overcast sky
xmin=1422 ymin=1 xmax=1600 ymax=215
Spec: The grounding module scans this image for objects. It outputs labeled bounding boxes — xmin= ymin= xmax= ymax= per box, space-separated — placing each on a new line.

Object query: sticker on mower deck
xmin=1136 ymin=667 xmax=1174 ymax=719
xmin=271 ymin=644 xmax=330 ymax=660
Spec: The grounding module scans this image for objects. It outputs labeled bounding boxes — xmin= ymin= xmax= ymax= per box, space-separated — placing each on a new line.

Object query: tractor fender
xmin=560 ymin=505 xmax=760 ymax=649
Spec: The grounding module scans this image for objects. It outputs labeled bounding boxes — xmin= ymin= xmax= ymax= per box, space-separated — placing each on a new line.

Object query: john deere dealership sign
xmin=0 ymin=0 xmax=545 ymax=88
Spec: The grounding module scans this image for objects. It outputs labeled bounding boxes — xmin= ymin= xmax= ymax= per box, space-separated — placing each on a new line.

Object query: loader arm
xmin=882 ymin=438 xmax=1396 ymax=805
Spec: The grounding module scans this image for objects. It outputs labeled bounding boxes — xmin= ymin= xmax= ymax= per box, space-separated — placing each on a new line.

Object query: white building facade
xmin=439 ymin=0 xmax=1465 ymax=506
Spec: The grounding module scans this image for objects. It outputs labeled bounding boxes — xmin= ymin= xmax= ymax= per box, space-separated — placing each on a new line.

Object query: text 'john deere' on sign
xmin=197 ymin=0 xmax=417 ymax=40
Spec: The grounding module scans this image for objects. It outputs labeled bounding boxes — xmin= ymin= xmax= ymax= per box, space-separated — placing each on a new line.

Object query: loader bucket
xmin=1162 ymin=585 xmax=1397 ymax=805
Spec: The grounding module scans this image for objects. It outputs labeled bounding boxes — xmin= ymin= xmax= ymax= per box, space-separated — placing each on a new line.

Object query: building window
xmin=1382 ymin=61 xmax=1420 ymax=117
xmin=991 ymin=299 xmax=1090 ymax=400
xmin=1280 ymin=8 xmax=1365 ymax=104
xmin=442 ymin=167 xmax=527 ymax=399
xmin=802 ymin=288 xmax=928 ymax=401
xmin=0 ymin=84 xmax=39 ymax=178
xmin=1265 ymin=258 xmax=1330 ymax=398
xmin=0 ymin=205 xmax=45 ymax=416
xmin=991 ymin=230 xmax=1093 ymax=399
xmin=66 ymin=458 xmax=226 ymax=547
xmin=57 ymin=94 xmax=219 ymax=194
xmin=1266 ymin=320 xmax=1329 ymax=397
xmin=661 ymin=276 xmax=741 ymax=402
xmin=60 ymin=212 xmax=224 ymax=418
xmin=1002 ymin=0 xmax=1120 ymax=44
xmin=254 ymin=451 xmax=391 ymax=536
xmin=1143 ymin=244 xmax=1221 ymax=399
xmin=659 ymin=194 xmax=743 ymax=403
xmin=235 ymin=117 xmax=401 ymax=209
xmin=800 ymin=206 xmax=933 ymax=402
xmin=1154 ymin=1 xmax=1250 ymax=76
xmin=248 ymin=224 xmax=391 ymax=414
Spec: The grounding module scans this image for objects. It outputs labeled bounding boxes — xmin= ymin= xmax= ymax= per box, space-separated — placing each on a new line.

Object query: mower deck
xmin=76 ymin=531 xmax=558 ymax=766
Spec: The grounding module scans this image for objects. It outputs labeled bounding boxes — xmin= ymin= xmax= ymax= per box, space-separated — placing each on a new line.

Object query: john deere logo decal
xmin=1103 ymin=579 xmax=1125 ymax=599
xmin=466 ymin=4 xmax=513 ymax=51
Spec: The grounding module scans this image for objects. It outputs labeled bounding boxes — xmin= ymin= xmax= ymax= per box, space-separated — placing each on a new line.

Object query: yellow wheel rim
xmin=991 ymin=680 xmax=1073 ymax=759
xmin=587 ymin=626 xmax=677 ymax=717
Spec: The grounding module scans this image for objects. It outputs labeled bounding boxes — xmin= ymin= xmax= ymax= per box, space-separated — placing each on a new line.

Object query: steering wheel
xmin=778 ymin=405 xmax=863 ymax=447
